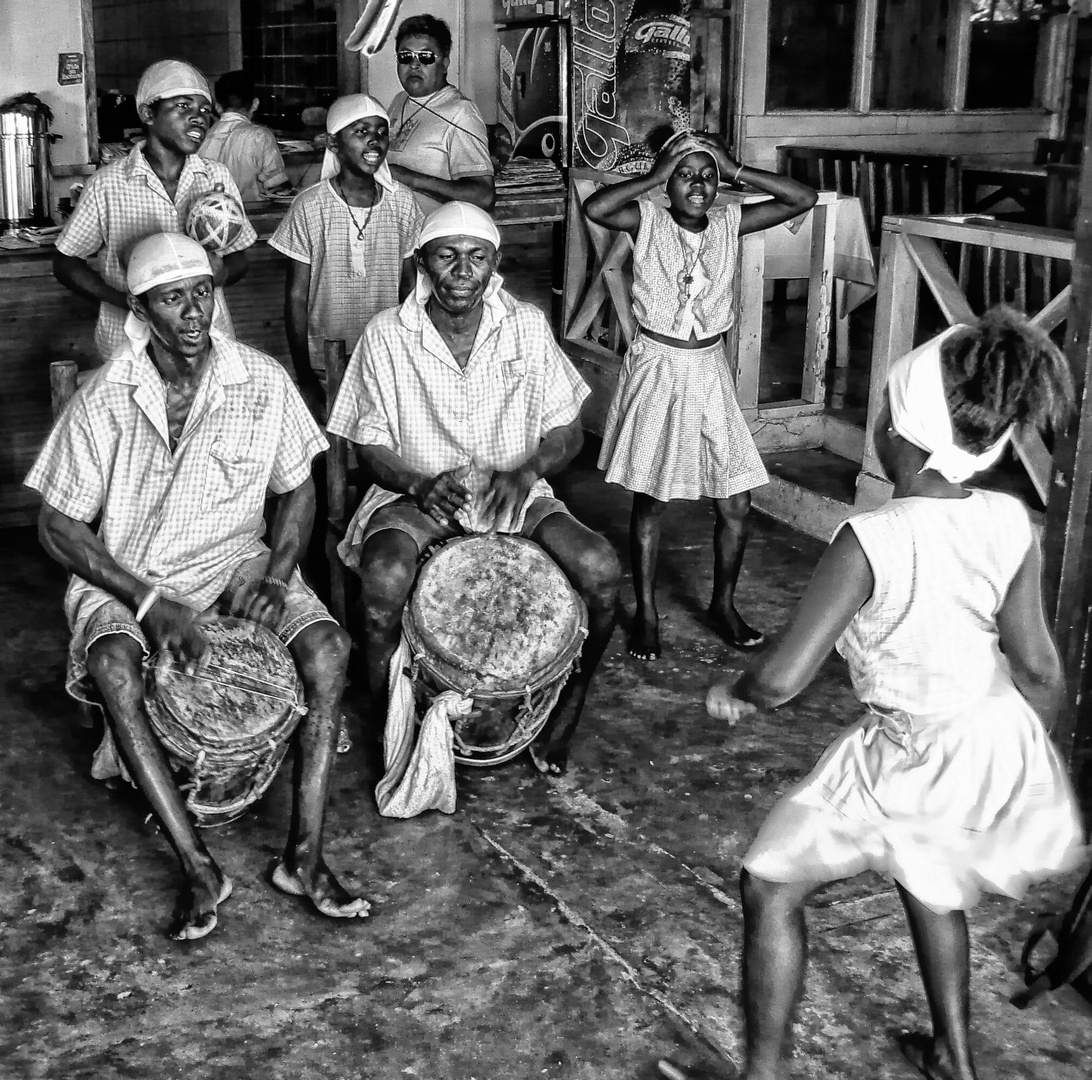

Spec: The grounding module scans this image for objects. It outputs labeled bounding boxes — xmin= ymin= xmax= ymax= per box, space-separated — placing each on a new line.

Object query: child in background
xmin=582 ymin=133 xmax=817 ymax=660
xmin=269 ymin=94 xmax=424 ymax=421
xmin=704 ymin=308 xmax=1086 ymax=1080
xmin=54 ymin=59 xmax=255 ymax=363
xmin=199 ymin=70 xmax=292 ymax=203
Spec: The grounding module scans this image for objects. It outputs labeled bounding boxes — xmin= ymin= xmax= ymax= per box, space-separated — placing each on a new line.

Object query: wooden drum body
xmin=402 ymin=535 xmax=588 ymax=766
xmin=144 ymin=616 xmax=306 ymax=827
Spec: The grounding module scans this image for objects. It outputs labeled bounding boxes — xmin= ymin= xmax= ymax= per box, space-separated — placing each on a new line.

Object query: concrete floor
xmin=2 ymin=443 xmax=1091 ymax=1080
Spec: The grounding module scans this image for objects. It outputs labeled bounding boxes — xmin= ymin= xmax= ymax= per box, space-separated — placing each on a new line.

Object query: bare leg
xmin=896 ymin=884 xmax=978 ymax=1080
xmin=629 ymin=492 xmax=667 ymax=660
xmin=739 ymin=870 xmax=816 ymax=1080
xmin=528 ymin=512 xmax=620 ymax=774
xmin=86 ymin=634 xmax=230 ymax=941
xmin=355 ymin=528 xmax=420 ymax=730
xmin=271 ymin=620 xmax=369 ymax=918
xmin=709 ymin=492 xmax=765 ymax=650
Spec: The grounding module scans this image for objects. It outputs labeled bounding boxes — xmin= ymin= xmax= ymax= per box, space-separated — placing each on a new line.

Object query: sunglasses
xmin=396 ymin=49 xmax=439 ymax=66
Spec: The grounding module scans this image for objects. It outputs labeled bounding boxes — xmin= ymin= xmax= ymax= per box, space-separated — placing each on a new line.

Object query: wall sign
xmin=57 ymin=53 xmax=84 ymax=86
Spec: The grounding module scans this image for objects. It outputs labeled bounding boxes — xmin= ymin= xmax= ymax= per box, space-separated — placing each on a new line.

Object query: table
xmin=961 ymin=162 xmax=1048 ymax=225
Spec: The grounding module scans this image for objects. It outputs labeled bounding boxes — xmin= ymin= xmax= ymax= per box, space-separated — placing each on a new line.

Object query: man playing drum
xmin=26 ymin=233 xmax=369 ymax=940
xmin=327 ymin=202 xmax=621 ymax=776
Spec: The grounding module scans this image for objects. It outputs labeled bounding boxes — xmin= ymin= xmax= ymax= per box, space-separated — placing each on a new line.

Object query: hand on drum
xmin=230 ymin=577 xmax=288 ymax=632
xmin=143 ymin=598 xmax=209 ymax=675
xmin=706 ymin=679 xmax=757 ymax=726
xmin=480 ymin=464 xmax=535 ymax=533
xmin=207 ymin=250 xmax=227 ymax=287
xmin=412 ymin=470 xmax=469 ymax=527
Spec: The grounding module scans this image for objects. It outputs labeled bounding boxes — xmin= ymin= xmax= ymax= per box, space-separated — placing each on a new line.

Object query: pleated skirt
xmin=597 ymin=333 xmax=768 ymax=502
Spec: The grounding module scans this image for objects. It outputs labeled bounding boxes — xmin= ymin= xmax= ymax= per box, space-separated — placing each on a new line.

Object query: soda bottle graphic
xmin=613 ymin=0 xmax=692 ymax=174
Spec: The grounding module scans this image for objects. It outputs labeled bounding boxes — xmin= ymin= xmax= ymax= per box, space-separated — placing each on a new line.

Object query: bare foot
xmin=169 ymin=872 xmax=233 ymax=941
xmin=529 ymin=740 xmax=568 ymax=777
xmin=628 ymin=608 xmax=661 ymax=660
xmin=896 ymin=1032 xmax=963 ymax=1080
xmin=708 ymin=606 xmax=766 ymax=651
xmin=270 ymin=859 xmax=371 ymax=919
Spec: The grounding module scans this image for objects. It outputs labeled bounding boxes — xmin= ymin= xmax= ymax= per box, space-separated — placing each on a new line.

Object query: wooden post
xmin=50 ymin=360 xmax=78 ymax=422
xmin=1043 ymin=99 xmax=1092 ymax=787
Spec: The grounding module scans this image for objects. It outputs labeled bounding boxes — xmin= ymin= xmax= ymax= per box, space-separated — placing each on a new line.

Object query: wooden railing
xmin=859 ymin=215 xmax=1074 ymax=510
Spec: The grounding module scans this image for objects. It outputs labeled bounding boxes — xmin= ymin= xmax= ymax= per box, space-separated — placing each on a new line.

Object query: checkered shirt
xmin=24 ymin=331 xmax=326 ymax=613
xmin=55 ymin=146 xmax=257 ymax=360
xmin=199 ymin=111 xmax=290 ymax=202
xmin=326 ymin=278 xmax=589 ymax=547
xmin=268 ymin=179 xmax=424 ymax=371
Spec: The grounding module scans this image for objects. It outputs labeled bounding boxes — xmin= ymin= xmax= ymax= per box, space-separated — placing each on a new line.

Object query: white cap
xmin=135 ymin=59 xmax=210 ymax=110
xmin=127 ymin=233 xmax=212 ymax=296
xmin=321 ymin=94 xmax=394 ymax=187
xmin=417 ymin=201 xmax=502 ymax=252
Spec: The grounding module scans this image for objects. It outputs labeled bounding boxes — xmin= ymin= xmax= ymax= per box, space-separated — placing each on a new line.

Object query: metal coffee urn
xmin=0 ymin=94 xmax=58 ymax=229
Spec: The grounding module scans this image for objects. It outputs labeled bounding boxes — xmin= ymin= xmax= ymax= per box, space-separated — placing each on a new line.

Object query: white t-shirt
xmin=387 ymin=84 xmax=493 ymax=215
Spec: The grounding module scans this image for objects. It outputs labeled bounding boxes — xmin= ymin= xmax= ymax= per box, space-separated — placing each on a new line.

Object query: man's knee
xmin=85 ymin=634 xmax=144 ymax=696
xmin=292 ymin=620 xmax=351 ymax=684
xmin=562 ymin=530 xmax=621 ymax=606
xmin=357 ymin=530 xmax=419 ymax=624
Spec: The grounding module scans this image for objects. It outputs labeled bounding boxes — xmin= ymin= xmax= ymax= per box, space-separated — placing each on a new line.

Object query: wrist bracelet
xmin=135 ymin=586 xmax=162 ymax=623
xmin=731 ymin=163 xmax=744 ymax=184
xmin=261 ymin=575 xmax=291 ymax=591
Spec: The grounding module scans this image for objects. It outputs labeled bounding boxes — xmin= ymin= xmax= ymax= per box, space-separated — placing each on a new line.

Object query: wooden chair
xmin=323 ymin=338 xmax=353 ymax=632
xmin=778 ymin=145 xmax=865 ymax=201
xmin=1034 ymin=137 xmax=1079 ymax=166
xmin=861 ymin=151 xmax=961 ymax=248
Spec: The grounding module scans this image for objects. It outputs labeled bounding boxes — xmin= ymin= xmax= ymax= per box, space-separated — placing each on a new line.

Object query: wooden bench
xmin=777 ymin=146 xmax=962 ymax=248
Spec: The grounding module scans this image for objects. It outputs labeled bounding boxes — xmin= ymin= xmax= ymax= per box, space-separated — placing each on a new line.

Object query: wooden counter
xmin=0 ymin=185 xmax=565 ymax=528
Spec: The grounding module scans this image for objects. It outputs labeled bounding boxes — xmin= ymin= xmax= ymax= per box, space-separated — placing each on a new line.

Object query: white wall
xmin=0 ymin=0 xmax=91 ymax=169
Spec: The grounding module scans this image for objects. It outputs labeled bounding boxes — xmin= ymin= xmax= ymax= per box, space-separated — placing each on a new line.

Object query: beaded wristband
xmin=262 ymin=575 xmax=291 ymax=591
xmin=135 ymin=586 xmax=162 ymax=623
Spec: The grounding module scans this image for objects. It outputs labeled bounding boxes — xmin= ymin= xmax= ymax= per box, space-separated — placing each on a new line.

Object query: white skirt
xmin=597 ymin=333 xmax=768 ymax=502
xmin=743 ymin=671 xmax=1087 ymax=913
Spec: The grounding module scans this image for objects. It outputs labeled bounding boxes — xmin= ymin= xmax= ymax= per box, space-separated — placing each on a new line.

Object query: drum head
xmin=404 ymin=535 xmax=585 ymax=696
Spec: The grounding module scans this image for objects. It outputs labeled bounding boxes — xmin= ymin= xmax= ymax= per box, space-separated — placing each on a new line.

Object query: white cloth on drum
xmin=376 ymin=637 xmax=462 ymax=818
xmin=597 ymin=333 xmax=767 ymax=501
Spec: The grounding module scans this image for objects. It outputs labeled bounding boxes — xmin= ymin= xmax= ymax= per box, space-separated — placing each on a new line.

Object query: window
xmin=240 ymin=0 xmax=339 ymax=131
xmin=966 ymin=0 xmax=1048 ymax=109
xmin=872 ymin=0 xmax=950 ymax=110
xmin=766 ymin=0 xmax=859 ymax=110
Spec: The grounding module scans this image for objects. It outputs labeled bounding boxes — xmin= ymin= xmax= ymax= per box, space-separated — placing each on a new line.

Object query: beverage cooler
xmin=495 ymin=1 xmax=694 ymax=172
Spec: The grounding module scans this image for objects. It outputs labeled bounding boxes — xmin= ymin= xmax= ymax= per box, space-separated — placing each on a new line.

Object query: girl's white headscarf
xmin=887 ymin=325 xmax=1011 ymax=484
xmin=321 ymin=95 xmax=395 ymax=188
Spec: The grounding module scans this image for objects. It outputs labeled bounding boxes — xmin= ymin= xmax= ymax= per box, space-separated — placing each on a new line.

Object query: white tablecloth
xmin=762 ymin=194 xmax=877 ymax=315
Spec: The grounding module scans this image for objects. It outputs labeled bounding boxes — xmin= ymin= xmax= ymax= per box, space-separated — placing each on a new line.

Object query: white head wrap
xmin=661 ymin=129 xmax=721 ymax=186
xmin=886 ymin=325 xmax=1011 ymax=484
xmin=136 ymin=59 xmax=211 ymax=111
xmin=126 ymin=233 xmax=212 ymax=296
xmin=321 ymin=95 xmax=395 ymax=188
xmin=413 ymin=203 xmax=504 ymax=309
xmin=416 ymin=201 xmax=502 ymax=252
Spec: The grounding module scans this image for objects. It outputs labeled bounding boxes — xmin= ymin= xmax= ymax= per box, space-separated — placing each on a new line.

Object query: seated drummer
xmin=24 ymin=233 xmax=368 ymax=940
xmin=326 ymin=202 xmax=621 ymax=775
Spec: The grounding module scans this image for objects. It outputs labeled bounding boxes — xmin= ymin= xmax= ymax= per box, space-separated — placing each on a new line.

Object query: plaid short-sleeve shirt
xmin=56 ymin=147 xmax=257 ymax=360
xmin=326 ymin=278 xmax=589 ymax=543
xmin=268 ymin=179 xmax=424 ymax=372
xmin=25 ymin=332 xmax=326 ymax=613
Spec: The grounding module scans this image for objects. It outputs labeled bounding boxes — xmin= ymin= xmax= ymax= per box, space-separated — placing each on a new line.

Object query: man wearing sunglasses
xmin=386 ymin=15 xmax=495 ymax=216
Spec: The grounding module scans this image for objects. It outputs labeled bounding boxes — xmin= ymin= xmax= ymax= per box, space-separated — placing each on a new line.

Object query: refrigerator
xmin=495 ymin=0 xmax=695 ymax=173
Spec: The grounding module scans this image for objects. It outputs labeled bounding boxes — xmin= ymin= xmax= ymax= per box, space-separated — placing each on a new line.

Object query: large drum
xmin=403 ymin=535 xmax=588 ymax=766
xmin=144 ymin=616 xmax=306 ymax=827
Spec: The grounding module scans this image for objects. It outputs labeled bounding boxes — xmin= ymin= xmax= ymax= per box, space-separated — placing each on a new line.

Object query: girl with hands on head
xmin=581 ymin=128 xmax=817 ymax=663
